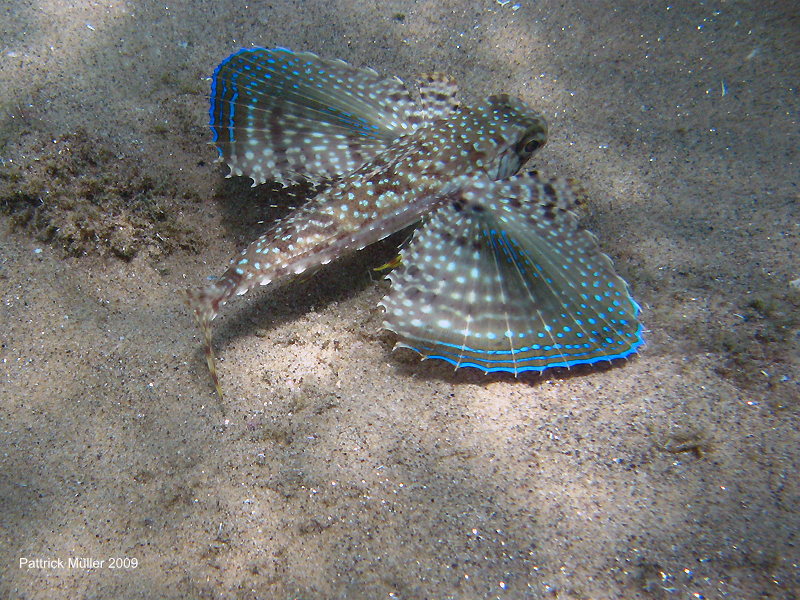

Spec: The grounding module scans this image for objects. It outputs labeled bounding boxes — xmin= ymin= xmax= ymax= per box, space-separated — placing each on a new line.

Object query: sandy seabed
xmin=1 ymin=0 xmax=798 ymax=598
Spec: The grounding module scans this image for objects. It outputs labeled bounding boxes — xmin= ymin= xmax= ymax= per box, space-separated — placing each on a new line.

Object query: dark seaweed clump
xmin=0 ymin=129 xmax=199 ymax=260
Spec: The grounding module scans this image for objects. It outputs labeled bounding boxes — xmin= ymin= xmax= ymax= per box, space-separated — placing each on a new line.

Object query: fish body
xmin=187 ymin=48 xmax=643 ymax=398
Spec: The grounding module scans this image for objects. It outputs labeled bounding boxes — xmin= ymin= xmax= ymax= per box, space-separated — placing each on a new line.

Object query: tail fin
xmin=184 ymin=287 xmax=224 ymax=403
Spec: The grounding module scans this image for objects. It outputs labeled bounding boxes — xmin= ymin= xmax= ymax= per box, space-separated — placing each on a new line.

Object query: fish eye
xmin=523 ymin=139 xmax=540 ymax=154
xmin=516 ymin=130 xmax=544 ymax=158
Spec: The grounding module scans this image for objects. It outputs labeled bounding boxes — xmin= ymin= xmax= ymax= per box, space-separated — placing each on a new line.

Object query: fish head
xmin=475 ymin=94 xmax=548 ymax=181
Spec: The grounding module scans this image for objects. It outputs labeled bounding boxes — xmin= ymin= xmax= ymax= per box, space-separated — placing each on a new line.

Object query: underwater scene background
xmin=1 ymin=0 xmax=797 ymax=597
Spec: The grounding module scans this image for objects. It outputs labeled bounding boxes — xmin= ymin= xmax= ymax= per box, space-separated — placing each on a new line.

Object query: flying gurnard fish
xmin=185 ymin=47 xmax=644 ymax=399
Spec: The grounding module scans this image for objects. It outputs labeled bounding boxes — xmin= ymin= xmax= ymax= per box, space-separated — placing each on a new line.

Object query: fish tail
xmin=184 ymin=287 xmax=225 ymax=403
xmin=204 ymin=326 xmax=224 ymax=406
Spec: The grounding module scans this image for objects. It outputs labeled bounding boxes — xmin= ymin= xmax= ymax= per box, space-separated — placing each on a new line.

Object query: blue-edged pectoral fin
xmin=379 ymin=172 xmax=643 ymax=374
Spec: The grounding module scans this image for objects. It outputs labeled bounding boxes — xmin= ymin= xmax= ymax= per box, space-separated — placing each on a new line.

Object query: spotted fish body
xmin=187 ymin=47 xmax=643 ymax=398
